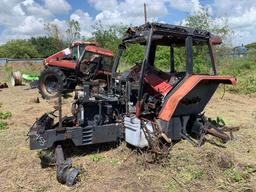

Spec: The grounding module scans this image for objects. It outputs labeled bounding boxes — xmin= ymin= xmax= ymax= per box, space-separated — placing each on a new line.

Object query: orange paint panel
xmin=158 ymin=75 xmax=237 ymax=121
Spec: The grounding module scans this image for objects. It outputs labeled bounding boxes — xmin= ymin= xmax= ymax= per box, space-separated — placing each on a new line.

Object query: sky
xmin=0 ymin=0 xmax=255 ymax=46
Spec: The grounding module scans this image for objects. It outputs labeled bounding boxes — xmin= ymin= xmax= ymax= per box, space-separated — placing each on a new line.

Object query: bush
xmin=0 ymin=39 xmax=39 ymax=58
xmin=30 ymin=36 xmax=66 ymax=58
xmin=218 ymin=54 xmax=256 ymax=95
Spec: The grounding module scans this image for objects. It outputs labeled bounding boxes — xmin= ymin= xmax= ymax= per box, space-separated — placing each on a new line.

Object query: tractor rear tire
xmin=39 ymin=67 xmax=67 ymax=100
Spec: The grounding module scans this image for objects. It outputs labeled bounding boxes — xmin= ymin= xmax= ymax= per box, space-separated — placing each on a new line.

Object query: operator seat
xmin=144 ymin=66 xmax=173 ymax=96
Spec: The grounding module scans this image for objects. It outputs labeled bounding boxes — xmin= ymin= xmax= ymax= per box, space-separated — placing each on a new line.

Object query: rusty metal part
xmin=204 ymin=126 xmax=230 ymax=142
xmin=180 ymin=132 xmax=199 ymax=147
xmin=222 ymin=126 xmax=240 ymax=132
xmin=222 ymin=126 xmax=239 ymax=140
xmin=55 ymin=145 xmax=80 ymax=186
xmin=141 ymin=120 xmax=171 ymax=162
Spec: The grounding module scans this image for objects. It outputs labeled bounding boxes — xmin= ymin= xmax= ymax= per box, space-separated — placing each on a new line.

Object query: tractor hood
xmin=43 ymin=48 xmax=72 ymax=66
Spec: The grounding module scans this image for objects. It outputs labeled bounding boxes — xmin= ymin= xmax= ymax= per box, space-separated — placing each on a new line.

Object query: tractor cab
xmin=78 ymin=45 xmax=114 ymax=76
xmin=43 ymin=41 xmax=99 ymax=69
xmin=70 ymin=41 xmax=99 ymax=61
xmin=112 ymin=23 xmax=236 ymax=144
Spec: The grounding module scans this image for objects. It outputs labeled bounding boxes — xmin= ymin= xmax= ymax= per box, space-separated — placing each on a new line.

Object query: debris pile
xmin=0 ymin=82 xmax=8 ymax=89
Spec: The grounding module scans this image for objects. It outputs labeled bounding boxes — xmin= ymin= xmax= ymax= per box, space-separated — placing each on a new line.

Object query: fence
xmin=0 ymin=58 xmax=43 ymax=66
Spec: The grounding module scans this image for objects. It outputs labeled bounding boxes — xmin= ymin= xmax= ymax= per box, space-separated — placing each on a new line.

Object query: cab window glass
xmin=101 ymin=56 xmax=113 ymax=70
xmin=79 ymin=44 xmax=85 ymax=58
xmin=82 ymin=52 xmax=99 ymax=61
xmin=193 ymin=44 xmax=211 ymax=74
xmin=154 ymin=45 xmax=186 ymax=73
xmin=72 ymin=46 xmax=78 ymax=59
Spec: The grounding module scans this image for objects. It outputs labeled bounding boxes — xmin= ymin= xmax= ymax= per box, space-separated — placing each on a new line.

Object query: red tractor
xmin=39 ymin=41 xmax=113 ymax=99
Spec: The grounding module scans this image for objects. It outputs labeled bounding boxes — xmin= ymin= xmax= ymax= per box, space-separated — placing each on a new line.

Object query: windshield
xmin=117 ymin=44 xmax=145 ymax=72
xmin=79 ymin=44 xmax=86 ymax=58
xmin=81 ymin=51 xmax=114 ymax=71
xmin=72 ymin=45 xmax=79 ymax=59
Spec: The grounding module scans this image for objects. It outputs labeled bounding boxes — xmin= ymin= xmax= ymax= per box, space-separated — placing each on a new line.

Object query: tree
xmin=0 ymin=39 xmax=39 ymax=58
xmin=91 ymin=23 xmax=147 ymax=71
xmin=65 ymin=19 xmax=81 ymax=45
xmin=44 ymin=23 xmax=66 ymax=50
xmin=92 ymin=22 xmax=127 ymax=54
xmin=44 ymin=23 xmax=62 ymax=40
xmin=182 ymin=9 xmax=233 ymax=73
xmin=184 ymin=9 xmax=231 ymax=44
xmin=30 ymin=36 xmax=65 ymax=58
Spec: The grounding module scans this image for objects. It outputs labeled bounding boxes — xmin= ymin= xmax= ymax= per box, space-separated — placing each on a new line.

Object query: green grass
xmin=0 ymin=112 xmax=12 ymax=119
xmin=192 ymin=170 xmax=204 ymax=180
xmin=90 ymin=154 xmax=105 ymax=162
xmin=224 ymin=168 xmax=244 ymax=182
xmin=0 ymin=121 xmax=8 ymax=130
xmin=110 ymin=158 xmax=121 ymax=167
xmin=0 ymin=110 xmax=12 ymax=130
xmin=0 ymin=62 xmax=43 ymax=82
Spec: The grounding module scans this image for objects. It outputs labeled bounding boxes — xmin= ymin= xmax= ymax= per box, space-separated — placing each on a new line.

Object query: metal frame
xmin=112 ymin=23 xmax=218 ymax=117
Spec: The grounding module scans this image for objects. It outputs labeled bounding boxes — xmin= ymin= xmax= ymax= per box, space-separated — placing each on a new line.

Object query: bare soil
xmin=0 ymin=85 xmax=255 ymax=192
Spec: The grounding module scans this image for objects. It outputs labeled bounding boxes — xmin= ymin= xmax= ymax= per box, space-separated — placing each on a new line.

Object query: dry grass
xmin=0 ymin=62 xmax=43 ymax=83
xmin=0 ymin=84 xmax=255 ymax=191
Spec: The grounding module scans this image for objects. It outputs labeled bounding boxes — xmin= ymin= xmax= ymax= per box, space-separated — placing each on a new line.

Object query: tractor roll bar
xmin=186 ymin=36 xmax=193 ymax=74
xmin=137 ymin=27 xmax=154 ymax=102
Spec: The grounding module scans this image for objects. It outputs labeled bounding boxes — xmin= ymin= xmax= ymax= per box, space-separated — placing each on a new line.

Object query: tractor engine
xmin=71 ymin=88 xmax=124 ymax=127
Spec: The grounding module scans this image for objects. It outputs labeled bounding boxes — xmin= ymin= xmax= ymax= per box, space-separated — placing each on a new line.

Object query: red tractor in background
xmin=39 ymin=41 xmax=113 ymax=99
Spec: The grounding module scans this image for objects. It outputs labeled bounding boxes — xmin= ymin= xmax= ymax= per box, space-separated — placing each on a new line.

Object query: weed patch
xmin=90 ymin=154 xmax=105 ymax=162
xmin=0 ymin=121 xmax=8 ymax=130
xmin=224 ymin=167 xmax=244 ymax=182
xmin=0 ymin=110 xmax=12 ymax=130
xmin=110 ymin=158 xmax=121 ymax=167
xmin=0 ymin=111 xmax=12 ymax=119
xmin=192 ymin=170 xmax=204 ymax=180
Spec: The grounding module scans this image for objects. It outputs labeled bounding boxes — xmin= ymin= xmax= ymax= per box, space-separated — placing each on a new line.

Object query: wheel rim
xmin=44 ymin=75 xmax=59 ymax=94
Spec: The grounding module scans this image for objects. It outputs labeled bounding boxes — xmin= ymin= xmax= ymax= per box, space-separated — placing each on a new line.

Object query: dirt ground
xmin=0 ymin=84 xmax=255 ymax=192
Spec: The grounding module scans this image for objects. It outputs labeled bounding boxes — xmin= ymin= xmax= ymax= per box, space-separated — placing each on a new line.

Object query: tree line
xmin=0 ymin=9 xmax=230 ymax=64
xmin=0 ymin=19 xmax=80 ymax=58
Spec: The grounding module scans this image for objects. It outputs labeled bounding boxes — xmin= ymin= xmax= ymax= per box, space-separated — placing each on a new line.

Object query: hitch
xmin=55 ymin=145 xmax=80 ymax=186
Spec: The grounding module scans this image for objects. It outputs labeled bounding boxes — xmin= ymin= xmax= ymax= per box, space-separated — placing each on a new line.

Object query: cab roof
xmin=85 ymin=46 xmax=113 ymax=57
xmin=122 ymin=22 xmax=218 ymax=46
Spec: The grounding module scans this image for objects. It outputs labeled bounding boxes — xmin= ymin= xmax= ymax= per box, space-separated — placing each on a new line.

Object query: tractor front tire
xmin=39 ymin=67 xmax=66 ymax=100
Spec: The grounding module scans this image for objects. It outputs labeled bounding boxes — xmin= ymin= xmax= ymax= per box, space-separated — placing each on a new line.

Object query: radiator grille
xmin=82 ymin=127 xmax=93 ymax=144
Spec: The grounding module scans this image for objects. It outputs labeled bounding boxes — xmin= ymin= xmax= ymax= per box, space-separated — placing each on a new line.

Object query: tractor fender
xmin=158 ymin=75 xmax=236 ymax=122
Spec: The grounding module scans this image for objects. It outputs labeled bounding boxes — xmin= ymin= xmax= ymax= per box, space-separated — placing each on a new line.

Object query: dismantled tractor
xmin=39 ymin=41 xmax=113 ymax=99
xmin=29 ymin=23 xmax=237 ymax=186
